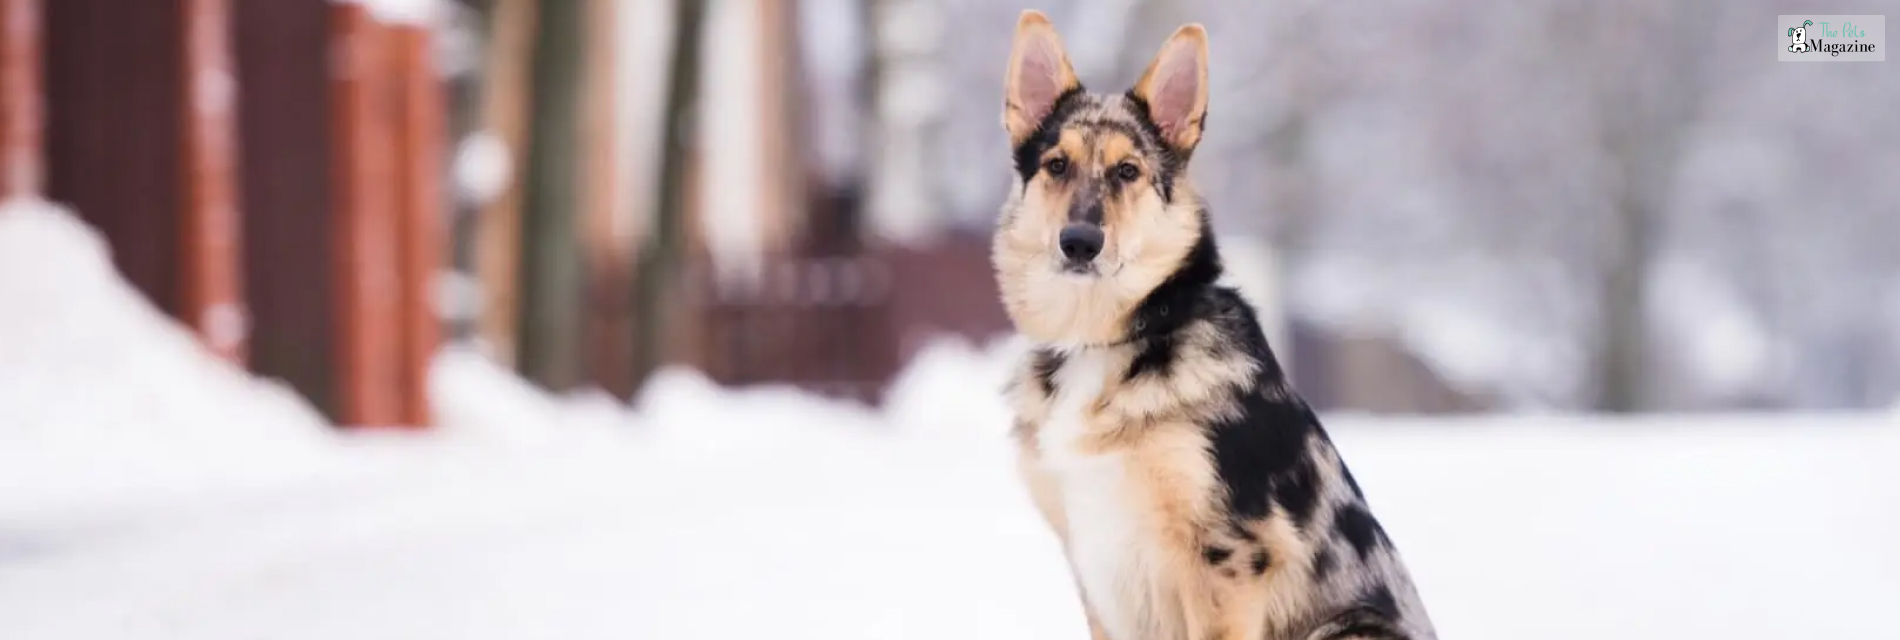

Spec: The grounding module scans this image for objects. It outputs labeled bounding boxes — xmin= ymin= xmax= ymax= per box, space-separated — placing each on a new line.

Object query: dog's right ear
xmin=1003 ymin=10 xmax=1080 ymax=145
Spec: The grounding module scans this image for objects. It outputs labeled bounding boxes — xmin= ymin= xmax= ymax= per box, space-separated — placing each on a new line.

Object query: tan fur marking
xmin=1100 ymin=133 xmax=1138 ymax=168
xmin=1054 ymin=129 xmax=1088 ymax=167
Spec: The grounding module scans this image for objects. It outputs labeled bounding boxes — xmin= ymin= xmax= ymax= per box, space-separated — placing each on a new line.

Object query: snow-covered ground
xmin=3 ymin=201 xmax=1899 ymax=639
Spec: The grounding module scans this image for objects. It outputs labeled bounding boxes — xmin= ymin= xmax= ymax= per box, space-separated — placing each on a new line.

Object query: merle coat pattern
xmin=991 ymin=11 xmax=1436 ymax=640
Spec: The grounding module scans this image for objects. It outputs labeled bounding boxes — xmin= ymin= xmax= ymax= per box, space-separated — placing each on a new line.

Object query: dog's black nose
xmin=1058 ymin=224 xmax=1105 ymax=263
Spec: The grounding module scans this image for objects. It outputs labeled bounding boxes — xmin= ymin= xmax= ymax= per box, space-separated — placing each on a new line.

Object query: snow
xmin=427 ymin=344 xmax=630 ymax=443
xmin=334 ymin=0 xmax=443 ymax=26
xmin=451 ymin=131 xmax=511 ymax=207
xmin=0 ymin=199 xmax=336 ymax=519
xmin=4 ymin=202 xmax=1900 ymax=639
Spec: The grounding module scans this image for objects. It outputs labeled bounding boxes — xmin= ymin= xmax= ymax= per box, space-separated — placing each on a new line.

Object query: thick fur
xmin=993 ymin=12 xmax=1436 ymax=640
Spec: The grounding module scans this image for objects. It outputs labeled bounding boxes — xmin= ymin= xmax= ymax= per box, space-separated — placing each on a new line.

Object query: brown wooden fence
xmin=691 ymin=230 xmax=1011 ymax=406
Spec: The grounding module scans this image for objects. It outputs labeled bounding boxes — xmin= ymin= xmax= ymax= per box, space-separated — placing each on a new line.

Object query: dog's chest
xmin=1035 ymin=351 xmax=1177 ymax=640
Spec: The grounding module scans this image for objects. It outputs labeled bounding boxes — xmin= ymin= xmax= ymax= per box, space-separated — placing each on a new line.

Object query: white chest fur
xmin=1035 ymin=350 xmax=1175 ymax=640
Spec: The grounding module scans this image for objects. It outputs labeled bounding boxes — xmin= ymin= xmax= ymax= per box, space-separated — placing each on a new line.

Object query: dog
xmin=1789 ymin=20 xmax=1812 ymax=53
xmin=992 ymin=11 xmax=1436 ymax=640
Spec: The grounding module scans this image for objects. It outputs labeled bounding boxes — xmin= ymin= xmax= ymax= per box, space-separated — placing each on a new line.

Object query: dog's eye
xmin=1044 ymin=157 xmax=1069 ymax=177
xmin=1115 ymin=162 xmax=1141 ymax=182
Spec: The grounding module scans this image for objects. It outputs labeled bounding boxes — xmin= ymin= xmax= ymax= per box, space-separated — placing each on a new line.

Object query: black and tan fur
xmin=992 ymin=12 xmax=1435 ymax=640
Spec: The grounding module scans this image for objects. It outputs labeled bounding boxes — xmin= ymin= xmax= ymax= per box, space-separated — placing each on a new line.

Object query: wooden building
xmin=1 ymin=0 xmax=444 ymax=427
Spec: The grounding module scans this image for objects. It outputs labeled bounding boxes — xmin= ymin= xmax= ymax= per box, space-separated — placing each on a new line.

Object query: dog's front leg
xmin=1079 ymin=589 xmax=1113 ymax=640
xmin=1168 ymin=531 xmax=1268 ymax=640
xmin=1176 ymin=580 xmax=1267 ymax=640
xmin=1016 ymin=451 xmax=1109 ymax=640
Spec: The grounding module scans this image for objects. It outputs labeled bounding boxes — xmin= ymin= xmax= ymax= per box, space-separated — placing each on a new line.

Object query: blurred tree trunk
xmin=1593 ymin=171 xmax=1655 ymax=413
xmin=630 ymin=0 xmax=708 ymax=389
xmin=1571 ymin=0 xmax=1712 ymax=412
xmin=517 ymin=0 xmax=584 ymax=389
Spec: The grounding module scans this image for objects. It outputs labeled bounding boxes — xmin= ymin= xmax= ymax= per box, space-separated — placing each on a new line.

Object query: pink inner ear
xmin=1016 ymin=38 xmax=1066 ymax=122
xmin=1150 ymin=48 xmax=1200 ymax=137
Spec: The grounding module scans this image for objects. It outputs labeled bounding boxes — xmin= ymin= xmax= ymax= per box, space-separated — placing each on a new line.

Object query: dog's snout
xmin=1058 ymin=224 xmax=1105 ymax=262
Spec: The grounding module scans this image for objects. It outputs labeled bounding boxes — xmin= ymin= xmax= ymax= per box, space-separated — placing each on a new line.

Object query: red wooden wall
xmin=15 ymin=0 xmax=442 ymax=427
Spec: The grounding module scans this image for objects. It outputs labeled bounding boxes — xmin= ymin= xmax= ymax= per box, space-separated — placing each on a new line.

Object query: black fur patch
xmin=1272 ymin=452 xmax=1324 ymax=528
xmin=1011 ymin=87 xmax=1089 ymax=184
xmin=1361 ymin=584 xmax=1400 ymax=618
xmin=1031 ymin=349 xmax=1065 ymax=396
xmin=1311 ymin=547 xmax=1337 ymax=581
xmin=1211 ymin=388 xmax=1317 ymax=527
xmin=1125 ymin=224 xmax=1221 ymax=342
xmin=1333 ymin=503 xmax=1392 ymax=561
xmin=1250 ymin=549 xmax=1270 ymax=575
xmin=1202 ymin=545 xmax=1232 ymax=564
xmin=1124 ymin=334 xmax=1177 ymax=381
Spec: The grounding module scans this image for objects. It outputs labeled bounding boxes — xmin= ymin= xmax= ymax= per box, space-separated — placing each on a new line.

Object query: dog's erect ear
xmin=1131 ymin=24 xmax=1209 ymax=153
xmin=1003 ymin=10 xmax=1080 ymax=145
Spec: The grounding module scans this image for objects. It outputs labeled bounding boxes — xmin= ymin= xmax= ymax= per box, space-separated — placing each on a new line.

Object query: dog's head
xmin=992 ymin=10 xmax=1212 ymax=347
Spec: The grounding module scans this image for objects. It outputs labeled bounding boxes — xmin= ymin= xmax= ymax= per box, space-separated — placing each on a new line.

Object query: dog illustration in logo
xmin=1788 ymin=20 xmax=1813 ymax=52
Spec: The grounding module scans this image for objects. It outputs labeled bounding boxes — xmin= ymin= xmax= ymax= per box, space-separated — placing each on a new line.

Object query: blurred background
xmin=3 ymin=0 xmax=1895 ymax=422
xmin=2 ymin=1 xmax=1898 ymax=639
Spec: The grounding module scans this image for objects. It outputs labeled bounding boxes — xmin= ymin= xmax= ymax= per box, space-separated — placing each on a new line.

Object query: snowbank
xmin=0 ymin=200 xmax=337 ymax=516
xmin=880 ymin=333 xmax=1025 ymax=436
xmin=427 ymin=344 xmax=630 ymax=443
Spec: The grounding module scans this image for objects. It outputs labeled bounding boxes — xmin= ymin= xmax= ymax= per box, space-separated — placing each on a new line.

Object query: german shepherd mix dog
xmin=993 ymin=11 xmax=1436 ymax=640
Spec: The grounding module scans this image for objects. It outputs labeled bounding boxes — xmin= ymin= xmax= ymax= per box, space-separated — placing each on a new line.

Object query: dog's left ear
xmin=1003 ymin=10 xmax=1080 ymax=145
xmin=1131 ymin=24 xmax=1209 ymax=154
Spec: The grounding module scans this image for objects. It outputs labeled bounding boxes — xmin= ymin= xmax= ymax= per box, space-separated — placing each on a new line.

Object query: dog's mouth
xmin=1059 ymin=259 xmax=1098 ymax=275
xmin=1054 ymin=257 xmax=1122 ymax=278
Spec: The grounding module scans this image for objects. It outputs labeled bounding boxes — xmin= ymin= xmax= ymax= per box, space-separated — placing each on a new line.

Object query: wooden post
xmin=231 ymin=0 xmax=343 ymax=419
xmin=580 ymin=0 xmax=633 ymax=396
xmin=179 ymin=0 xmax=248 ymax=363
xmin=0 ymin=0 xmax=39 ymax=199
xmin=755 ymin=0 xmax=800 ymax=253
xmin=392 ymin=22 xmax=442 ymax=427
xmin=330 ymin=3 xmax=403 ymax=426
xmin=473 ymin=0 xmax=537 ymax=365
